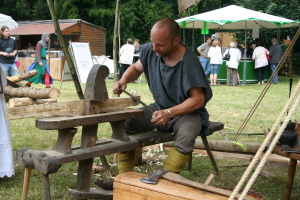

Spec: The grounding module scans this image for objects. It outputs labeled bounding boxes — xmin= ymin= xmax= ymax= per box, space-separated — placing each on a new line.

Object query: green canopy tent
xmin=175 ymin=5 xmax=299 ymax=84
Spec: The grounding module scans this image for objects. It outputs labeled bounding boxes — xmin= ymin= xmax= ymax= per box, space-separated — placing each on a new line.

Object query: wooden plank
xmin=36 ymin=108 xmax=144 ymax=130
xmin=114 ymin=172 xmax=229 ymax=200
xmin=18 ymin=131 xmax=174 ymax=173
xmin=6 ymin=96 xmax=140 ymax=120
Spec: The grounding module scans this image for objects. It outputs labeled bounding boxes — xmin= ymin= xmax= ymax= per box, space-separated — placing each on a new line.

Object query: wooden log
xmin=8 ymin=97 xmax=34 ymax=107
xmin=165 ymin=139 xmax=262 ymax=154
xmin=5 ymin=76 xmax=26 ymax=87
xmin=4 ymin=86 xmax=60 ymax=99
xmin=7 ymin=69 xmax=38 ymax=82
xmin=35 ymin=99 xmax=57 ymax=105
xmin=7 ymin=96 xmax=140 ymax=120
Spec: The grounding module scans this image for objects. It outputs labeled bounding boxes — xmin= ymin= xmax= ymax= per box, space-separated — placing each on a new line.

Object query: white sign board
xmin=70 ymin=42 xmax=93 ymax=83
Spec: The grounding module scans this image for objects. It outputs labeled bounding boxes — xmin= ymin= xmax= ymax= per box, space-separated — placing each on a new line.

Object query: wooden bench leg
xmin=42 ymin=173 xmax=51 ymax=200
xmin=219 ymin=129 xmax=229 ymax=141
xmin=283 ymin=158 xmax=297 ymax=200
xmin=201 ymin=135 xmax=221 ymax=178
xmin=22 ymin=168 xmax=31 ymax=200
xmin=100 ymin=156 xmax=112 ymax=178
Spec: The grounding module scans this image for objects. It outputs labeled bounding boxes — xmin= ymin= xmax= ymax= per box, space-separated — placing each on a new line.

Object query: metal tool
xmin=6 ymin=79 xmax=20 ymax=88
xmin=120 ymin=88 xmax=153 ymax=113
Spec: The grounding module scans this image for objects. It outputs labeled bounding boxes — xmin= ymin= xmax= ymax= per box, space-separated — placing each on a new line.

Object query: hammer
xmin=140 ymin=169 xmax=255 ymax=200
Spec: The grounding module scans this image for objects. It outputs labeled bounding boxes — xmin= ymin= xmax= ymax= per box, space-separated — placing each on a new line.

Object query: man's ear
xmin=173 ymin=36 xmax=180 ymax=45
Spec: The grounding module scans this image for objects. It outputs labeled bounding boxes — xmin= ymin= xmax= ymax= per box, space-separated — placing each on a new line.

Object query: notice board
xmin=70 ymin=42 xmax=93 ymax=83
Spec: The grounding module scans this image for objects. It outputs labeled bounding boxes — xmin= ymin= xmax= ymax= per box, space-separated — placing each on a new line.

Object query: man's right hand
xmin=113 ymin=81 xmax=126 ymax=94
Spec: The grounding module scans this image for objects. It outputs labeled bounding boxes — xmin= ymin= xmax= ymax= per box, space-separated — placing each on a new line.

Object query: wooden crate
xmin=113 ymin=172 xmax=228 ymax=200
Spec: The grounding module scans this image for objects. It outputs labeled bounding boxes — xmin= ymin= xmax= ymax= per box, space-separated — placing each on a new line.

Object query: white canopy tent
xmin=176 ymin=5 xmax=299 ymax=30
xmin=0 ymin=13 xmax=18 ymax=30
xmin=175 ymin=5 xmax=299 ymax=84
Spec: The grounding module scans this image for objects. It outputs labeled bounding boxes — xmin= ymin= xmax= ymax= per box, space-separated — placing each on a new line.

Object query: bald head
xmin=152 ymin=18 xmax=180 ymax=40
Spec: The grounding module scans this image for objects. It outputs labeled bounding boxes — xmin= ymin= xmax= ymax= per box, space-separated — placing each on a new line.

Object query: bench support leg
xmin=42 ymin=173 xmax=51 ymax=200
xmin=201 ymin=135 xmax=221 ymax=178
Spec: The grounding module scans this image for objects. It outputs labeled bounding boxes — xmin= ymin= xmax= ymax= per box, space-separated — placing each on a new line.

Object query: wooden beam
xmin=6 ymin=96 xmax=141 ymax=120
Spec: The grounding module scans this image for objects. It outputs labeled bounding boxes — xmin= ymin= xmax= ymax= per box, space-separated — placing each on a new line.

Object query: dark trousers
xmin=119 ymin=64 xmax=130 ymax=78
xmin=124 ymin=104 xmax=202 ymax=154
xmin=256 ymin=67 xmax=265 ymax=82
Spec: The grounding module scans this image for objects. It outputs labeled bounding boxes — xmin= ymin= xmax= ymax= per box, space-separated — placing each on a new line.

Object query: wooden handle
xmin=22 ymin=168 xmax=32 ymax=200
xmin=162 ymin=172 xmax=253 ymax=200
xmin=204 ymin=174 xmax=215 ymax=185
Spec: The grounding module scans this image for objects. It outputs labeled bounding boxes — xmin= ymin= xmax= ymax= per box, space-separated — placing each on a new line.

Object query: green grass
xmin=1 ymin=76 xmax=300 ymax=199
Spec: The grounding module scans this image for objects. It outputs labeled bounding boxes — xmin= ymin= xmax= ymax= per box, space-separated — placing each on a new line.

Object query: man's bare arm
xmin=151 ymin=87 xmax=205 ymax=126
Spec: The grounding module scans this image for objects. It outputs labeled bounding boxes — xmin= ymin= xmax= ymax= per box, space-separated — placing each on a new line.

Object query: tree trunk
xmin=113 ymin=0 xmax=120 ymax=94
xmin=5 ymin=86 xmax=60 ymax=99
xmin=7 ymin=69 xmax=38 ymax=82
xmin=9 ymin=97 xmax=34 ymax=107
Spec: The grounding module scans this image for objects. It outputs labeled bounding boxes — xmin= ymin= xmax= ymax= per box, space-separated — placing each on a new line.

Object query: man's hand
xmin=113 ymin=81 xmax=126 ymax=94
xmin=151 ymin=110 xmax=169 ymax=126
xmin=39 ymin=62 xmax=43 ymax=67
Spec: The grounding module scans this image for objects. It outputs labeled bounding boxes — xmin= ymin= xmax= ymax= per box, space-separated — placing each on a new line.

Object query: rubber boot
xmin=117 ymin=150 xmax=136 ymax=174
xmin=163 ymin=146 xmax=190 ymax=174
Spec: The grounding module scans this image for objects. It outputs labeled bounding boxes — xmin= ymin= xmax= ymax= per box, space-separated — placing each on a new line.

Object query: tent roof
xmin=0 ymin=13 xmax=18 ymax=30
xmin=176 ymin=5 xmax=299 ymax=29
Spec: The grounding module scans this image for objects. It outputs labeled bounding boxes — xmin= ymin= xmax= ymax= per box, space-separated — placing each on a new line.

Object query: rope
xmin=232 ymin=27 xmax=300 ymax=141
xmin=229 ymin=79 xmax=300 ymax=200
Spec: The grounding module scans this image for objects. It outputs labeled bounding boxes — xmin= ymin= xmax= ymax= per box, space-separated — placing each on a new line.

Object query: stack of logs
xmin=4 ymin=69 xmax=60 ymax=107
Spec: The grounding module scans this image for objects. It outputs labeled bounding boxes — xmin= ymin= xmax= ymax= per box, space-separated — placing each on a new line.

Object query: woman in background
xmin=0 ymin=64 xmax=14 ymax=178
xmin=26 ymin=32 xmax=53 ymax=88
xmin=207 ymin=40 xmax=222 ymax=86
xmin=223 ymin=42 xmax=241 ymax=86
xmin=252 ymin=39 xmax=268 ymax=85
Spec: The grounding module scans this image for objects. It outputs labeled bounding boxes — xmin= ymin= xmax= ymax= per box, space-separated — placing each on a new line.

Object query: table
xmin=207 ymin=58 xmax=271 ymax=84
xmin=272 ymin=145 xmax=300 ymax=200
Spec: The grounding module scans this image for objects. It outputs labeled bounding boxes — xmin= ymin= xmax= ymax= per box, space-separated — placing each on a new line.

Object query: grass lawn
xmin=1 ymin=76 xmax=300 ymax=199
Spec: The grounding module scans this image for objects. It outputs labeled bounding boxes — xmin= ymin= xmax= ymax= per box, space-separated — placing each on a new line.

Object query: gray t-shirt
xmin=197 ymin=43 xmax=211 ymax=57
xmin=140 ymin=42 xmax=212 ymax=135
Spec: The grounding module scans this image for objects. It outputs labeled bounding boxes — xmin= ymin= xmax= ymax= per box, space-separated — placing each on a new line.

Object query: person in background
xmin=95 ymin=17 xmax=212 ymax=190
xmin=133 ymin=39 xmax=142 ymax=63
xmin=133 ymin=39 xmax=142 ymax=55
xmin=0 ymin=26 xmax=18 ymax=77
xmin=235 ymin=39 xmax=244 ymax=57
xmin=207 ymin=40 xmax=222 ymax=86
xmin=197 ymin=37 xmax=212 ymax=76
xmin=26 ymin=32 xmax=53 ymax=88
xmin=252 ymin=39 xmax=269 ymax=85
xmin=269 ymin=38 xmax=282 ymax=84
xmin=0 ymin=65 xmax=14 ymax=178
xmin=223 ymin=42 xmax=241 ymax=86
xmin=119 ymin=38 xmax=135 ymax=78
xmin=245 ymin=43 xmax=253 ymax=58
xmin=27 ymin=42 xmax=35 ymax=51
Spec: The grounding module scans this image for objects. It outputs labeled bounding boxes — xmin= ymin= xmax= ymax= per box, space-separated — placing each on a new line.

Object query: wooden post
xmin=113 ymin=0 xmax=120 ymax=92
xmin=47 ymin=0 xmax=84 ymax=100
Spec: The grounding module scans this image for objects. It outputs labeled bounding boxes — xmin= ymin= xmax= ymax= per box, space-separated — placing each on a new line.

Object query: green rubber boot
xmin=163 ymin=146 xmax=190 ymax=174
xmin=117 ymin=150 xmax=136 ymax=174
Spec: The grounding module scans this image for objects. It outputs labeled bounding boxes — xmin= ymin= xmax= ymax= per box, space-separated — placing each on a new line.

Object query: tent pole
xmin=242 ymin=21 xmax=248 ymax=85
xmin=192 ymin=22 xmax=194 ymax=51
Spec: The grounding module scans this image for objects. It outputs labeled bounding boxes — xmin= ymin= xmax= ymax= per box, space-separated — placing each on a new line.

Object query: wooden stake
xmin=22 ymin=168 xmax=32 ymax=200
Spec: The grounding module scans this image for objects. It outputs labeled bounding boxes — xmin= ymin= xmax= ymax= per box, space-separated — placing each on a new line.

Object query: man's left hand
xmin=151 ymin=110 xmax=169 ymax=126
